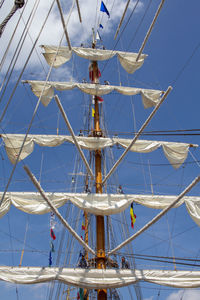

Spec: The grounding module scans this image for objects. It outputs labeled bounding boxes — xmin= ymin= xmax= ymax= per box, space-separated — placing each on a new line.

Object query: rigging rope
xmin=171 ymin=40 xmax=200 ymax=87
xmin=39 ymin=152 xmax=44 ymax=184
xmin=114 ymin=0 xmax=140 ymax=40
xmin=7 ymin=213 xmax=20 ymax=300
xmin=54 ymin=160 xmax=83 ymax=299
xmin=0 ymin=0 xmax=41 ymax=100
xmin=0 ymin=0 xmax=27 ymax=73
xmin=0 ymin=0 xmax=57 ymax=207
xmin=166 ymin=214 xmax=177 ymax=270
xmin=0 ymin=0 xmax=41 ymax=117
xmin=127 ymin=0 xmax=153 ymax=50
xmin=0 ymin=0 xmax=25 ymax=37
xmin=47 ymin=154 xmax=82 ymax=300
xmin=0 ymin=0 xmax=6 ymax=9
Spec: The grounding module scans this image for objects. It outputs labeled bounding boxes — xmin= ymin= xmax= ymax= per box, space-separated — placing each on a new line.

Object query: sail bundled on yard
xmin=1 ymin=134 xmax=196 ymax=168
xmin=23 ymin=80 xmax=163 ymax=108
xmin=1 ymin=192 xmax=200 ymax=226
xmin=0 ymin=267 xmax=200 ymax=289
xmin=41 ymin=45 xmax=147 ymax=74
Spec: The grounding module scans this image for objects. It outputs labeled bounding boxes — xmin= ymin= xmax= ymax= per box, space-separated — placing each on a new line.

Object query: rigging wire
xmin=47 ymin=154 xmax=82 ymax=300
xmin=141 ymin=224 xmax=198 ymax=257
xmin=0 ymin=0 xmax=59 ymax=208
xmin=171 ymin=40 xmax=200 ymax=87
xmin=114 ymin=0 xmax=141 ymax=47
xmin=0 ymin=0 xmax=25 ymax=38
xmin=7 ymin=213 xmax=20 ymax=300
xmin=100 ymin=81 xmax=143 ymax=299
xmin=188 ymin=150 xmax=200 ymax=168
xmin=39 ymin=152 xmax=44 ymax=183
xmin=166 ymin=214 xmax=177 ymax=270
xmin=0 ymin=2 xmax=199 ymax=300
xmin=1 ymin=138 xmax=19 ymax=299
xmin=0 ymin=0 xmax=5 ymax=9
xmin=158 ymin=165 xmax=186 ymax=299
xmin=0 ymin=0 xmax=27 ymax=73
xmin=51 ymin=160 xmax=82 ymax=299
xmin=127 ymin=159 xmax=199 ymax=167
xmin=120 ymin=251 xmax=200 ymax=263
xmin=100 ymin=0 xmax=154 ymax=77
xmin=0 ymin=0 xmax=41 ymax=100
xmin=2 ymin=84 xmax=76 ymax=189
xmin=124 ymin=254 xmax=200 ymax=268
xmin=114 ymin=0 xmax=140 ymax=40
xmin=100 ymin=0 xmax=142 ymax=75
xmin=47 ymin=75 xmax=89 ymax=299
xmin=0 ymin=0 xmax=48 ymax=123
xmin=0 ymin=2 xmax=69 ymax=281
xmin=127 ymin=0 xmax=153 ymax=50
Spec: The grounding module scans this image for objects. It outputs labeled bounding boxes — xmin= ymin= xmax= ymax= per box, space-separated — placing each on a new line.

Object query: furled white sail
xmin=1 ymin=192 xmax=200 ymax=226
xmin=0 ymin=192 xmax=133 ymax=217
xmin=41 ymin=45 xmax=147 ymax=74
xmin=23 ymin=80 xmax=163 ymax=108
xmin=2 ymin=134 xmax=195 ymax=168
xmin=0 ymin=267 xmax=200 ymax=288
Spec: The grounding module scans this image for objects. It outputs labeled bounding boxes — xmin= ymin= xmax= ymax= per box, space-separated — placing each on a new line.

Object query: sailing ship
xmin=1 ymin=0 xmax=200 ymax=299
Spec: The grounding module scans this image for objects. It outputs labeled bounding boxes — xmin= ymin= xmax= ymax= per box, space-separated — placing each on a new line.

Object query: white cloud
xmin=166 ymin=289 xmax=200 ymax=300
xmin=0 ymin=0 xmax=143 ymax=74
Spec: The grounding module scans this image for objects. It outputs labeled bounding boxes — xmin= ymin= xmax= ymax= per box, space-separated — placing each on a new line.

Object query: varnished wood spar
xmin=136 ymin=0 xmax=166 ymax=61
xmin=54 ymin=95 xmax=94 ymax=180
xmin=23 ymin=165 xmax=95 ymax=255
xmin=108 ymin=174 xmax=200 ymax=256
xmin=92 ymin=59 xmax=107 ymax=300
xmin=102 ymin=86 xmax=172 ymax=185
xmin=56 ymin=0 xmax=71 ymax=50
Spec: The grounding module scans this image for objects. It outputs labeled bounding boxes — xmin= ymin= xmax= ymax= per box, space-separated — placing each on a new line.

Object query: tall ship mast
xmin=1 ymin=1 xmax=200 ymax=299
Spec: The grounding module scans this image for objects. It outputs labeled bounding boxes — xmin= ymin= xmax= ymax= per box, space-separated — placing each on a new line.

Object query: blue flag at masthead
xmin=100 ymin=1 xmax=110 ymax=18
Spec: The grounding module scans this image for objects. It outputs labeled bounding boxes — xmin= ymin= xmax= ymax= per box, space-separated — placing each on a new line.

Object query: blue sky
xmin=1 ymin=0 xmax=200 ymax=299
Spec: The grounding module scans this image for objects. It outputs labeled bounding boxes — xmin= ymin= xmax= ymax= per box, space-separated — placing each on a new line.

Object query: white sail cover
xmin=1 ymin=134 xmax=195 ymax=169
xmin=0 ymin=267 xmax=200 ymax=288
xmin=1 ymin=192 xmax=200 ymax=226
xmin=41 ymin=45 xmax=148 ymax=74
xmin=23 ymin=80 xmax=163 ymax=108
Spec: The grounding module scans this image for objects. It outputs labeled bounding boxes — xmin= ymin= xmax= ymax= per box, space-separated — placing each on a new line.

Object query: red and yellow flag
xmin=130 ymin=203 xmax=136 ymax=229
xmin=82 ymin=220 xmax=85 ymax=231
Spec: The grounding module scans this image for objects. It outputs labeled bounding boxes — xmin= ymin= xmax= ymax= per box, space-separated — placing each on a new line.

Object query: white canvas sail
xmin=41 ymin=45 xmax=147 ymax=74
xmin=23 ymin=80 xmax=163 ymax=108
xmin=1 ymin=134 xmax=196 ymax=168
xmin=1 ymin=1 xmax=199 ymax=298
xmin=0 ymin=267 xmax=200 ymax=289
xmin=1 ymin=192 xmax=200 ymax=226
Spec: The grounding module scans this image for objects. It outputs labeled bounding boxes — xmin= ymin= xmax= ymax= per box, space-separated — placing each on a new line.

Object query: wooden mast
xmin=91 ymin=40 xmax=107 ymax=299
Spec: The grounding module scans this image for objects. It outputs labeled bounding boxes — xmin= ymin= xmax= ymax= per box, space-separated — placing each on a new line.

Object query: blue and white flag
xmin=100 ymin=1 xmax=110 ymax=18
